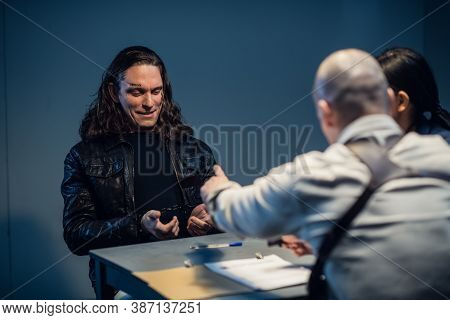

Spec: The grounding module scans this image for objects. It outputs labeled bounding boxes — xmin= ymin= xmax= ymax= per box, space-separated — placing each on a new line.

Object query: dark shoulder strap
xmin=308 ymin=136 xmax=415 ymax=299
xmin=308 ymin=135 xmax=450 ymax=299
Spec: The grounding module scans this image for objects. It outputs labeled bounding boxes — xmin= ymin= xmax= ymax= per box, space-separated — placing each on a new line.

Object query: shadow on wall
xmin=3 ymin=213 xmax=95 ymax=299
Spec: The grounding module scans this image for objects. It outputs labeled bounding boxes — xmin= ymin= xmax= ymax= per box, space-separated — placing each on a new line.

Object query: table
xmin=90 ymin=233 xmax=314 ymax=299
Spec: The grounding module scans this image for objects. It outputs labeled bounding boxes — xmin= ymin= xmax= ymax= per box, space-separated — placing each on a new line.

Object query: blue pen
xmin=189 ymin=241 xmax=243 ymax=249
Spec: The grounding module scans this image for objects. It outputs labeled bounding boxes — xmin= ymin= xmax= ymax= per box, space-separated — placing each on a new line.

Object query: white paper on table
xmin=204 ymin=254 xmax=311 ymax=291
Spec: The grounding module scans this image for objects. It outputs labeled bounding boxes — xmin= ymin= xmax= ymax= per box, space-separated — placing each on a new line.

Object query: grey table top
xmin=90 ymin=233 xmax=315 ymax=299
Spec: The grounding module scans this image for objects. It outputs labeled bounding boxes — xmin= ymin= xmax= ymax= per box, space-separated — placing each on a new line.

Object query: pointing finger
xmin=213 ymin=165 xmax=225 ymax=177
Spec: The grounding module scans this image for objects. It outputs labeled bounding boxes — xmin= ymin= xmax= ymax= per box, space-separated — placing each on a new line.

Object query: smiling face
xmin=116 ymin=64 xmax=164 ymax=128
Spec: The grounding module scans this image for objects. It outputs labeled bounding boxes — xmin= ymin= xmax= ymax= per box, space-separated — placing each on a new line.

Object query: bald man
xmin=201 ymin=49 xmax=450 ymax=299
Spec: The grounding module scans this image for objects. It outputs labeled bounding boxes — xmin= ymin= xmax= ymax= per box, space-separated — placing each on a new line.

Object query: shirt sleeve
xmin=208 ymin=156 xmax=312 ymax=239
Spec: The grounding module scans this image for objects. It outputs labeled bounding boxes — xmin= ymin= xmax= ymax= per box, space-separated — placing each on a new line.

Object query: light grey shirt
xmin=208 ymin=114 xmax=450 ymax=299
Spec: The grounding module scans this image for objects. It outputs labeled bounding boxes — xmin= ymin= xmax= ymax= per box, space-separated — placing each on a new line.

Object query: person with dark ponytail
xmin=377 ymin=47 xmax=450 ymax=143
xmin=61 ymin=46 xmax=217 ymax=297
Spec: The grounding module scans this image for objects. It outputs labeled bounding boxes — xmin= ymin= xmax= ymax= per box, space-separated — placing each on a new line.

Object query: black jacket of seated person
xmin=61 ymin=131 xmax=217 ymax=295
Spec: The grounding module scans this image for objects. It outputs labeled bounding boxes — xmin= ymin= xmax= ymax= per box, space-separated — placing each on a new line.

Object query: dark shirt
xmin=124 ymin=132 xmax=189 ymax=237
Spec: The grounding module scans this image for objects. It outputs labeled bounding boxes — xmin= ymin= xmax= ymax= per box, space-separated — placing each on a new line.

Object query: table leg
xmin=94 ymin=260 xmax=114 ymax=299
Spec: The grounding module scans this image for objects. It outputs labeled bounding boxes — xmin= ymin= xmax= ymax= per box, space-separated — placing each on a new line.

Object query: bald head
xmin=314 ymin=49 xmax=390 ymax=126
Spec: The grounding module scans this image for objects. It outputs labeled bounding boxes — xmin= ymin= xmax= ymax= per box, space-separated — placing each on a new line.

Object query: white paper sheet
xmin=204 ymin=254 xmax=311 ymax=291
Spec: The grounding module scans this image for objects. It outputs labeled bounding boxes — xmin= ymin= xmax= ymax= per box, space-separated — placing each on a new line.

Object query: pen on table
xmin=189 ymin=241 xmax=243 ymax=249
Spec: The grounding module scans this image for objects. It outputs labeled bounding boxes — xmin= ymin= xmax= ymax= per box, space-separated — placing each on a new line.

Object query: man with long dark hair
xmin=61 ymin=46 xmax=217 ymax=297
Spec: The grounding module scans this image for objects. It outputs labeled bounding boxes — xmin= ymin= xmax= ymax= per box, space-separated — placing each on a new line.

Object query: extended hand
xmin=280 ymin=235 xmax=313 ymax=256
xmin=187 ymin=204 xmax=214 ymax=236
xmin=141 ymin=210 xmax=179 ymax=240
xmin=200 ymin=165 xmax=230 ymax=200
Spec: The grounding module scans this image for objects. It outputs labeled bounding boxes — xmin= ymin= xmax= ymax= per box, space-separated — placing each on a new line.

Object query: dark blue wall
xmin=0 ymin=0 xmax=448 ymax=299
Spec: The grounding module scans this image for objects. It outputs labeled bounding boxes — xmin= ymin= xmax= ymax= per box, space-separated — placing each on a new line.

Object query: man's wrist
xmin=204 ymin=181 xmax=240 ymax=209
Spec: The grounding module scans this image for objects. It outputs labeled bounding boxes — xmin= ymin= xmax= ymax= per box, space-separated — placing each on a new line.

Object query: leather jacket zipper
xmin=166 ymin=140 xmax=188 ymax=205
xmin=121 ymin=142 xmax=136 ymax=212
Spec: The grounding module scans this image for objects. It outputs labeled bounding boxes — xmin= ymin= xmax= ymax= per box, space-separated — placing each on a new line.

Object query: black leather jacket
xmin=61 ymin=134 xmax=216 ymax=292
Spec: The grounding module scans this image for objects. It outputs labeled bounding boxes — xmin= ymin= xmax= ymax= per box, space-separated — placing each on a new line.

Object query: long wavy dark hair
xmin=80 ymin=46 xmax=193 ymax=141
xmin=377 ymin=47 xmax=450 ymax=130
